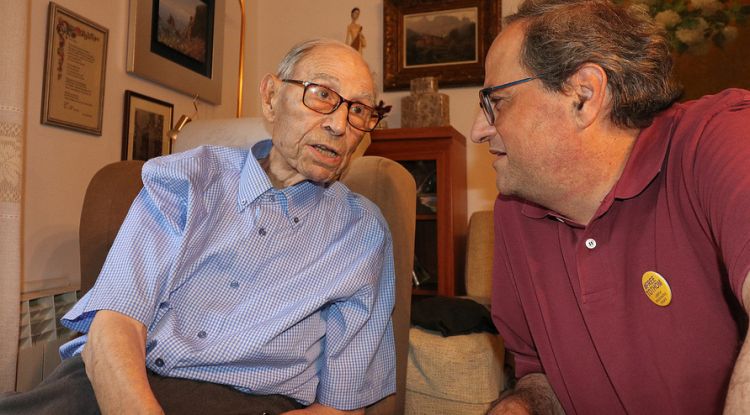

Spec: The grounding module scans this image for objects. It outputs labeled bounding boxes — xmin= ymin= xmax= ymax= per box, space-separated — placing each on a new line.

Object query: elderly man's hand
xmin=488 ymin=373 xmax=564 ymax=415
xmin=487 ymin=397 xmax=532 ymax=415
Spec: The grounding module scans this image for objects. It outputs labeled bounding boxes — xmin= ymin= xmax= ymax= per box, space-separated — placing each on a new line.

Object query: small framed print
xmin=122 ymin=91 xmax=174 ymax=161
xmin=41 ymin=2 xmax=109 ymax=135
xmin=383 ymin=0 xmax=501 ymax=90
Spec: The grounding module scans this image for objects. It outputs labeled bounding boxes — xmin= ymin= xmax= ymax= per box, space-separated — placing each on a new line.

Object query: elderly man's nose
xmin=325 ymin=104 xmax=349 ymax=135
xmin=470 ymin=110 xmax=495 ymax=143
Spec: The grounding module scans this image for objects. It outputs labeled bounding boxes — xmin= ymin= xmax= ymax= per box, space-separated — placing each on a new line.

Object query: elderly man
xmin=470 ymin=0 xmax=750 ymax=414
xmin=0 ymin=39 xmax=393 ymax=415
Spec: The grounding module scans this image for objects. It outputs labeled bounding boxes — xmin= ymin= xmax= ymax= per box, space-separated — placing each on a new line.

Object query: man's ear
xmin=567 ymin=63 xmax=608 ymax=129
xmin=260 ymin=74 xmax=280 ymax=122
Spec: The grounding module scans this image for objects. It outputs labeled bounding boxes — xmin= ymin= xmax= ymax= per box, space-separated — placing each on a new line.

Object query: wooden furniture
xmin=368 ymin=126 xmax=467 ymax=296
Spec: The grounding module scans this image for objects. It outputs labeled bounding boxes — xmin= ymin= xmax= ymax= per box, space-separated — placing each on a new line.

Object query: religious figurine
xmin=346 ymin=7 xmax=366 ymax=53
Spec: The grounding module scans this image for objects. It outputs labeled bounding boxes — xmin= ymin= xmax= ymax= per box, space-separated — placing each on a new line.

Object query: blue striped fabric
xmin=60 ymin=141 xmax=396 ymax=409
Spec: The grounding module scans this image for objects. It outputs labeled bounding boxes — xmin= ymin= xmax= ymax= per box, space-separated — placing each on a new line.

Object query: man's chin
xmin=303 ymin=168 xmax=341 ymax=185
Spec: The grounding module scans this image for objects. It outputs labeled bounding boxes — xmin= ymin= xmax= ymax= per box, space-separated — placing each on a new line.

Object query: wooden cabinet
xmin=367 ymin=126 xmax=467 ymax=296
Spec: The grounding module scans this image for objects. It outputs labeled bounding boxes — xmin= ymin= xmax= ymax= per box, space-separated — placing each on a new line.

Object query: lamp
xmin=167 ymin=114 xmax=193 ymax=141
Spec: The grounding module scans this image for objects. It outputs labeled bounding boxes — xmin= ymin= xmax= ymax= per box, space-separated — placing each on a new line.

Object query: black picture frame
xmin=122 ymin=90 xmax=174 ymax=161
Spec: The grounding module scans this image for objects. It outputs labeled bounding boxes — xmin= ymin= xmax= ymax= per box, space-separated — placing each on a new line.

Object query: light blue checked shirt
xmin=60 ymin=141 xmax=396 ymax=409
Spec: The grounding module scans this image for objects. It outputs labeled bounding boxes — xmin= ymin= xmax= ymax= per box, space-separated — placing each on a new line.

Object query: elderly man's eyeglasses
xmin=479 ymin=76 xmax=542 ymax=125
xmin=282 ymin=79 xmax=383 ymax=132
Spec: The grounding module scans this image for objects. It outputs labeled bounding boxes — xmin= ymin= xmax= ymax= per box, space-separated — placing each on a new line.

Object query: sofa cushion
xmin=406 ymin=326 xmax=504 ymax=405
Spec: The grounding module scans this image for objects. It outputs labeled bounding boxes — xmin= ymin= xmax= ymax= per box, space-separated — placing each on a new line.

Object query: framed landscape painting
xmin=383 ymin=0 xmax=502 ymax=90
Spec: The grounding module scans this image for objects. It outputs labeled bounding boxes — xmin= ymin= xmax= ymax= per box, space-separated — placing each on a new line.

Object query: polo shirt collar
xmin=611 ymin=107 xmax=677 ymax=200
xmin=520 ymin=107 xmax=678 ymax=223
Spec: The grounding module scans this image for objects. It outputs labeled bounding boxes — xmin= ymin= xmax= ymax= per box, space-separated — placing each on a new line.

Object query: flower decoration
xmin=620 ymin=0 xmax=750 ymax=54
xmin=375 ymin=100 xmax=393 ymax=117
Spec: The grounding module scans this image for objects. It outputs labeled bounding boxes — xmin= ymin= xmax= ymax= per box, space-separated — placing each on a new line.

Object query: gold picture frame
xmin=41 ymin=2 xmax=109 ymax=135
xmin=383 ymin=0 xmax=501 ymax=91
xmin=127 ymin=0 xmax=225 ymax=104
xmin=122 ymin=90 xmax=174 ymax=161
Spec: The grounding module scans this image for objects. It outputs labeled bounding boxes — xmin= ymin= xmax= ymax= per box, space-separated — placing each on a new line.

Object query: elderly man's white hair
xmin=276 ymin=38 xmax=372 ymax=80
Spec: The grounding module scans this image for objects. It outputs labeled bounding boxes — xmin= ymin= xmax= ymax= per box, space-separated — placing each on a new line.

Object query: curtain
xmin=0 ymin=0 xmax=27 ymax=392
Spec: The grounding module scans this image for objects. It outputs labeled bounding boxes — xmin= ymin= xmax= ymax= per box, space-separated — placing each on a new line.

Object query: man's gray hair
xmin=276 ymin=38 xmax=362 ymax=79
xmin=506 ymin=0 xmax=682 ymax=129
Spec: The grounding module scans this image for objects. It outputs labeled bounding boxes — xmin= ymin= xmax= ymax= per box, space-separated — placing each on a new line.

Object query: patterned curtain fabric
xmin=0 ymin=0 xmax=27 ymax=392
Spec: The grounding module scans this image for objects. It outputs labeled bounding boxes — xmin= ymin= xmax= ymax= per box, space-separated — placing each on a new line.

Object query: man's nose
xmin=470 ymin=109 xmax=496 ymax=143
xmin=324 ymin=103 xmax=349 ymax=135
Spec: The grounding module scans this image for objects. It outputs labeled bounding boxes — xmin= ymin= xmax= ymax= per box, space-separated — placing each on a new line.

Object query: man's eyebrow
xmin=308 ymin=73 xmax=375 ymax=103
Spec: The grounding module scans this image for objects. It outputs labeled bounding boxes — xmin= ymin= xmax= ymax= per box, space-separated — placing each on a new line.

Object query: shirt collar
xmin=236 ymin=139 xmax=325 ymax=216
xmin=611 ymin=106 xmax=677 ymax=200
xmin=521 ymin=106 xmax=678 ymax=223
xmin=237 ymin=140 xmax=274 ymax=212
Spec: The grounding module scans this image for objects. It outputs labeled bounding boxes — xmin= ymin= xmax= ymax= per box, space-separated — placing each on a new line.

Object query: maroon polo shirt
xmin=492 ymin=89 xmax=750 ymax=414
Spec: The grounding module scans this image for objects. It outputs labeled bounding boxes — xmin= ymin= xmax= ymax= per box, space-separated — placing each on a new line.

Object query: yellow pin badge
xmin=642 ymin=271 xmax=672 ymax=306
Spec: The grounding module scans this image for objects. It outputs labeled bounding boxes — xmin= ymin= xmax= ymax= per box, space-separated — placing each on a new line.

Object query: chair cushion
xmin=406 ymin=326 xmax=504 ymax=405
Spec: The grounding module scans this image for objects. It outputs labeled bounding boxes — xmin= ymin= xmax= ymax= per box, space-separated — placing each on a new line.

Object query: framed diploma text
xmin=41 ymin=3 xmax=109 ymax=135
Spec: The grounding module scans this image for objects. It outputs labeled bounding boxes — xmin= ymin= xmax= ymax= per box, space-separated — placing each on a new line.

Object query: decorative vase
xmin=401 ymin=77 xmax=449 ymax=128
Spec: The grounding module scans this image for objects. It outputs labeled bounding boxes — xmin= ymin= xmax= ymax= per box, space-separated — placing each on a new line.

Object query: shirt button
xmin=155 ymin=358 xmax=165 ymax=367
xmin=293 ymin=217 xmax=300 ymax=224
xmin=269 ymin=195 xmax=276 ymax=202
xmin=230 ymin=281 xmax=239 ymax=289
xmin=258 ymin=227 xmax=267 ymax=236
xmin=159 ymin=301 xmax=169 ymax=309
xmin=197 ymin=330 xmax=207 ymax=339
xmin=585 ymin=238 xmax=597 ymax=249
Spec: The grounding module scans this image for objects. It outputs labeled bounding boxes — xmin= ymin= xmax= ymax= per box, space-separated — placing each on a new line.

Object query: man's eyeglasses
xmin=479 ymin=76 xmax=542 ymax=125
xmin=282 ymin=79 xmax=383 ymax=132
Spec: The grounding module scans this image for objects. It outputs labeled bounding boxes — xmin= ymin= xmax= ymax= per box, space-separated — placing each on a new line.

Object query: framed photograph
xmin=383 ymin=0 xmax=501 ymax=90
xmin=127 ymin=0 xmax=225 ymax=104
xmin=41 ymin=2 xmax=109 ymax=135
xmin=122 ymin=91 xmax=174 ymax=161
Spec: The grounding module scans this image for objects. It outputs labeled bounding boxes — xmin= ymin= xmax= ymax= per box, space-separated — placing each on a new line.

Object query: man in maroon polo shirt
xmin=470 ymin=0 xmax=750 ymax=414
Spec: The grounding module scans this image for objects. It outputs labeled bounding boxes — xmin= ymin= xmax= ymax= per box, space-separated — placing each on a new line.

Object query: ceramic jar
xmin=401 ymin=77 xmax=449 ymax=128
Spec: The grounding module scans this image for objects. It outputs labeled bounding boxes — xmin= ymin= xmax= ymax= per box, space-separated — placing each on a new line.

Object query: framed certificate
xmin=41 ymin=2 xmax=109 ymax=135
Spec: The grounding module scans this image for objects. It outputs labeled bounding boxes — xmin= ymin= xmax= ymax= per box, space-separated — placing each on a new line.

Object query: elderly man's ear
xmin=567 ymin=63 xmax=609 ymax=129
xmin=260 ymin=74 xmax=280 ymax=122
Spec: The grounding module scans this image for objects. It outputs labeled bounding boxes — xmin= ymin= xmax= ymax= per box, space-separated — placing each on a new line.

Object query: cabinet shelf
xmin=368 ymin=126 xmax=467 ymax=296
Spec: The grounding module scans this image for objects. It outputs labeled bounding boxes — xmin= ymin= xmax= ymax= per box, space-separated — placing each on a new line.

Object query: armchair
xmin=78 ymin=117 xmax=415 ymax=414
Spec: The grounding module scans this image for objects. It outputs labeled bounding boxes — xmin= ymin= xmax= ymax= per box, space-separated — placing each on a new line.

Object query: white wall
xmin=23 ymin=0 xmax=241 ymax=293
xmin=244 ymin=0 xmax=521 ymax=228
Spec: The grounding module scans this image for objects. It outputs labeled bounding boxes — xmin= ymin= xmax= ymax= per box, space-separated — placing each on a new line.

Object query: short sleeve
xmin=689 ymin=91 xmax=750 ymax=304
xmin=60 ymin=159 xmax=193 ymax=337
